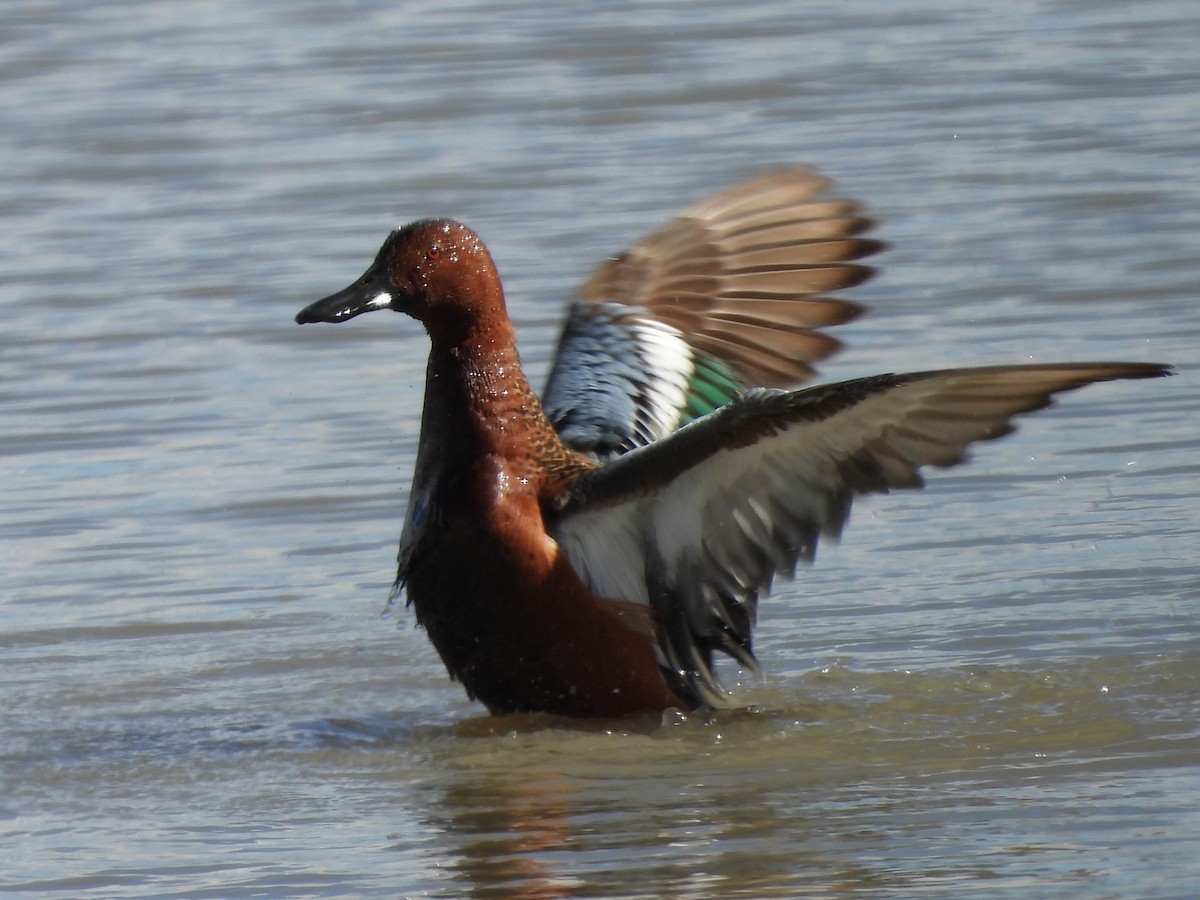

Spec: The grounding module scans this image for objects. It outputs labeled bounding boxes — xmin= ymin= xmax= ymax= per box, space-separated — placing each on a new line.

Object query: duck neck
xmin=421 ymin=317 xmax=560 ymax=464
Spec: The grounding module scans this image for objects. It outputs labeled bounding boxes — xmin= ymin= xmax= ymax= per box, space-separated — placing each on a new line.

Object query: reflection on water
xmin=2 ymin=0 xmax=1198 ymax=896
xmin=385 ymin=654 xmax=1199 ymax=897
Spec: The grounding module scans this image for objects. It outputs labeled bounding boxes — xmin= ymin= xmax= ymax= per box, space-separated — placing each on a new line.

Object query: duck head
xmin=296 ymin=219 xmax=506 ymax=342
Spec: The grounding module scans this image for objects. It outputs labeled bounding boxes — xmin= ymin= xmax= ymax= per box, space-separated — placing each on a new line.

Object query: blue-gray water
xmin=2 ymin=2 xmax=1198 ymax=897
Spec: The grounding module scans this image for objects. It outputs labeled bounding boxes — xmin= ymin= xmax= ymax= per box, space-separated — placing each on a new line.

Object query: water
xmin=2 ymin=1 xmax=1197 ymax=896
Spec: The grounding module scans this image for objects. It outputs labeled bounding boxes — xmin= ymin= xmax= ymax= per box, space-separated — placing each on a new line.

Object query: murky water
xmin=2 ymin=1 xmax=1198 ymax=897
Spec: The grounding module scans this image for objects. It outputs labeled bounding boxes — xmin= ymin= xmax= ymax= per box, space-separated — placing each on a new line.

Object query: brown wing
xmin=574 ymin=166 xmax=883 ymax=386
xmin=544 ymin=167 xmax=884 ymax=458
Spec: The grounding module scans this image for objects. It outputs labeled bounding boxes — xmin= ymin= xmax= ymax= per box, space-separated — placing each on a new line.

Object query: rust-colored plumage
xmin=296 ymin=171 xmax=1171 ymax=717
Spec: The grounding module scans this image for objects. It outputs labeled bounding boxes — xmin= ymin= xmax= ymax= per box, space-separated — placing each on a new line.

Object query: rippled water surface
xmin=3 ymin=1 xmax=1198 ymax=897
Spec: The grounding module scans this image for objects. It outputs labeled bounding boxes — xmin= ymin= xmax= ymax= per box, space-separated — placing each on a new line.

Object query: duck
xmin=295 ymin=167 xmax=1170 ymax=718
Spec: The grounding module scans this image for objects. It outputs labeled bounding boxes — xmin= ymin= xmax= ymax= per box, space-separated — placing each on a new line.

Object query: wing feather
xmin=549 ymin=362 xmax=1171 ymax=706
xmin=544 ymin=168 xmax=883 ymax=457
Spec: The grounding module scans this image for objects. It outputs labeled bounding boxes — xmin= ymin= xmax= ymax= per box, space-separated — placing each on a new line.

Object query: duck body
xmin=399 ymin=326 xmax=683 ymax=716
xmin=296 ymin=170 xmax=1171 ymax=718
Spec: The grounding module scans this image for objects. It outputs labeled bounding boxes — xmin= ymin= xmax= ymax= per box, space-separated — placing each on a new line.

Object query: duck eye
xmin=427 ymin=245 xmax=441 ymax=261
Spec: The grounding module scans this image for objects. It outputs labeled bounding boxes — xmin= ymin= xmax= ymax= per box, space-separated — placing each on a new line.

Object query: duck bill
xmin=296 ymin=269 xmax=392 ymax=324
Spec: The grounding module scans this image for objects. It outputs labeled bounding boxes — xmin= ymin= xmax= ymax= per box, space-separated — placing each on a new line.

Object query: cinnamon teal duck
xmin=295 ymin=167 xmax=1170 ymax=718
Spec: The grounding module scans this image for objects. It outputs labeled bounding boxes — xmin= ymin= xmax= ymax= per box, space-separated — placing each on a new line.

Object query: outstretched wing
xmin=547 ymin=362 xmax=1171 ymax=708
xmin=542 ymin=167 xmax=884 ymax=459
